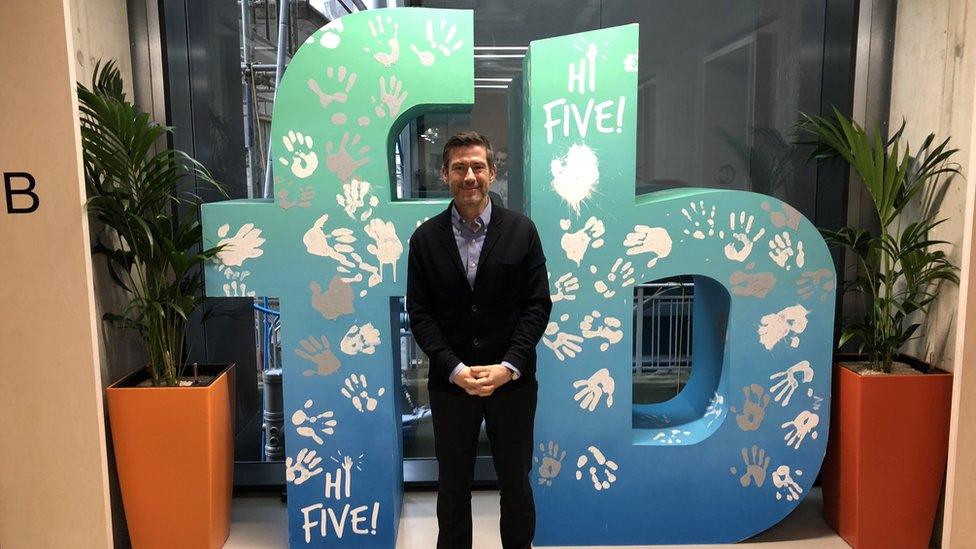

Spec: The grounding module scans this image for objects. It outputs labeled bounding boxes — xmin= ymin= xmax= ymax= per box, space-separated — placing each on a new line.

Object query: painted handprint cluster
xmin=674 ymin=199 xmax=811 ymax=278
xmin=212 ymin=223 xmax=266 ymax=297
xmin=302 ymin=210 xmax=402 ymax=298
xmin=200 ymin=9 xmax=479 ymax=547
xmin=728 ymin=297 xmax=824 ymax=503
xmin=543 ymin=311 xmax=622 ymax=363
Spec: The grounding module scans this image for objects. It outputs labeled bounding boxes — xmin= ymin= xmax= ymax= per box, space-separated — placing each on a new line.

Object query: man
xmin=407 ymin=131 xmax=552 ymax=549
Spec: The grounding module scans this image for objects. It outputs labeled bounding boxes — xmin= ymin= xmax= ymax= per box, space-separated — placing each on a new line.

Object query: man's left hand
xmin=469 ymin=364 xmax=512 ymax=397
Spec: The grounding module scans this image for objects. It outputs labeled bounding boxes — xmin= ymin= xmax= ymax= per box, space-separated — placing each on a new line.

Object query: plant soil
xmin=136 ymin=375 xmax=217 ymax=387
xmin=841 ymin=361 xmax=924 ymax=376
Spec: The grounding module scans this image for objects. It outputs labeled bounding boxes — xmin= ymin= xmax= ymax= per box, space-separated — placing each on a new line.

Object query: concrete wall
xmin=0 ymin=0 xmax=114 ymax=546
xmin=68 ymin=0 xmax=146 ymax=546
xmin=889 ymin=0 xmax=975 ymax=371
xmin=888 ymin=1 xmax=976 ymax=546
xmin=69 ymin=0 xmax=134 ymax=94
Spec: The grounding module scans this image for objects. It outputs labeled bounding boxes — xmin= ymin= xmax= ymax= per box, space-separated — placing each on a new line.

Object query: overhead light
xmin=421 ymin=127 xmax=439 ymax=143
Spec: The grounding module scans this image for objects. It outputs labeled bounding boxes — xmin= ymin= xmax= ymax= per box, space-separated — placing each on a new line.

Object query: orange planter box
xmin=822 ymin=359 xmax=952 ymax=549
xmin=107 ymin=364 xmax=235 ymax=549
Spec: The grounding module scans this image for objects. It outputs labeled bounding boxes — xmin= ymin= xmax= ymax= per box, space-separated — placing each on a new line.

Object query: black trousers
xmin=429 ymin=382 xmax=537 ymax=549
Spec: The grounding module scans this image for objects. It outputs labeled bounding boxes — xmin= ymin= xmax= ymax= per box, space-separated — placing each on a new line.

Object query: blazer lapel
xmin=434 ymin=204 xmax=467 ymax=283
xmin=473 ymin=195 xmax=505 ymax=291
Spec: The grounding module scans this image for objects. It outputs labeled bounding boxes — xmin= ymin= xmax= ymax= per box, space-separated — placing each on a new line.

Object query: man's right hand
xmin=454 ymin=366 xmax=489 ymax=396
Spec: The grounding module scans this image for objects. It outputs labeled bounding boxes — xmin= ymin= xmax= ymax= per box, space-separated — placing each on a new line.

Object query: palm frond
xmin=796 ymin=110 xmax=960 ymax=373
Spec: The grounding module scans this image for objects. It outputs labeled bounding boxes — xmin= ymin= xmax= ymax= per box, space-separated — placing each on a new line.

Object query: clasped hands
xmin=455 ymin=364 xmax=512 ymax=397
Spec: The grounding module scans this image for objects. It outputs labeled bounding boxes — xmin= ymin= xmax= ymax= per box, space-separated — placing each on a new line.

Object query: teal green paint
xmin=202 ymin=9 xmax=473 ymax=547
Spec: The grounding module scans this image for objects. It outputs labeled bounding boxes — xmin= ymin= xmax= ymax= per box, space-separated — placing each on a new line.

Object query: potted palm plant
xmin=80 ymin=61 xmax=234 ymax=548
xmin=796 ymin=109 xmax=958 ymax=549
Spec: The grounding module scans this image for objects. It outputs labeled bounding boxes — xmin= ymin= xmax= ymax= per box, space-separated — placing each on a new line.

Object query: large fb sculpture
xmin=201 ymin=8 xmax=836 ymax=547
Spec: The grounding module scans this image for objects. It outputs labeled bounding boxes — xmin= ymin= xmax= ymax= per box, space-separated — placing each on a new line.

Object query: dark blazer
xmin=407 ymin=194 xmax=553 ymax=395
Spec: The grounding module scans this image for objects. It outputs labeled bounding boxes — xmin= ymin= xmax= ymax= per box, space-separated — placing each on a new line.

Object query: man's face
xmin=442 ymin=144 xmax=495 ymax=212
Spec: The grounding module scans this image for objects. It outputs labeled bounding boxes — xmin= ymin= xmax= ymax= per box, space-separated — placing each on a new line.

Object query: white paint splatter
xmin=551 ymin=143 xmax=599 ymax=215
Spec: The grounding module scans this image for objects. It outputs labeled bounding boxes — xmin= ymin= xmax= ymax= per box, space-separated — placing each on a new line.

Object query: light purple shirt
xmin=447 ymin=200 xmax=520 ymax=385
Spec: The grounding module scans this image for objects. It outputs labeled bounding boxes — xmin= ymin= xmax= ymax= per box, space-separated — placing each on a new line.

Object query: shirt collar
xmin=451 ymin=198 xmax=492 ymax=231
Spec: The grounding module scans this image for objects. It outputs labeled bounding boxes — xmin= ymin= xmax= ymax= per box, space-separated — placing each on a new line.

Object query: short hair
xmin=441 ymin=131 xmax=495 ymax=171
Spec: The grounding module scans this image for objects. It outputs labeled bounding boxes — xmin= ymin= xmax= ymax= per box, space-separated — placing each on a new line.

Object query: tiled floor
xmin=225 ymin=487 xmax=848 ymax=548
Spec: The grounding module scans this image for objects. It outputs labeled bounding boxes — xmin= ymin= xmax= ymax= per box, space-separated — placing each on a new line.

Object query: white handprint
xmin=579 ymin=311 xmax=623 ymax=351
xmin=543 ymin=315 xmax=584 ymax=361
xmin=758 ymin=304 xmax=810 ymax=350
xmin=769 ymin=360 xmax=814 ymax=406
xmin=724 ymin=211 xmax=766 ymax=262
xmin=216 ymin=223 xmax=265 ymax=267
xmin=652 ymin=429 xmax=693 ymax=444
xmin=575 ymin=446 xmax=618 ymax=491
xmin=303 ymin=214 xmax=356 ymax=268
xmin=291 ymin=399 xmax=337 ymax=445
xmin=549 ymin=272 xmax=580 ymax=302
xmin=363 ymin=15 xmax=399 ymax=67
xmin=286 ymin=448 xmax=323 ymax=485
xmin=573 ymin=368 xmax=615 ymax=411
xmin=336 ymin=178 xmax=379 ymax=221
xmin=592 ymin=258 xmax=635 ymax=298
xmin=373 ymin=76 xmax=408 ymax=118
xmin=335 ymin=252 xmax=382 ymax=294
xmin=623 ymin=52 xmax=639 ymax=72
xmin=559 ymin=217 xmax=605 ymax=266
xmin=624 ymin=225 xmax=672 ymax=268
xmin=339 ymin=323 xmax=381 ymax=355
xmin=781 ymin=410 xmax=819 ymax=450
xmin=410 ymin=19 xmax=464 ymax=66
xmin=317 ymin=19 xmax=343 ymax=49
xmin=704 ymin=392 xmax=725 ymax=427
xmin=365 ymin=218 xmax=403 ymax=283
xmin=278 ymin=130 xmax=318 ymax=179
xmin=534 ymin=441 xmax=567 ymax=486
xmin=222 ymin=279 xmax=256 ymax=297
xmin=768 ymin=231 xmax=805 ymax=271
xmin=307 ymin=66 xmax=357 ymax=110
xmin=340 ymin=373 xmax=386 ymax=413
xmin=681 ymin=201 xmax=723 ymax=240
xmin=772 ymin=465 xmax=804 ymax=501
